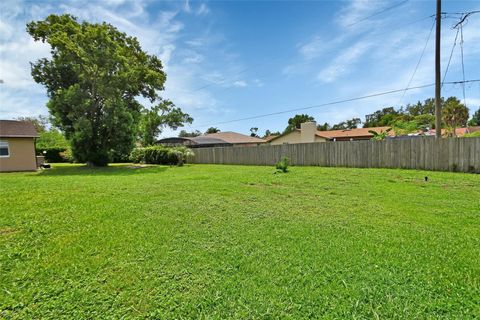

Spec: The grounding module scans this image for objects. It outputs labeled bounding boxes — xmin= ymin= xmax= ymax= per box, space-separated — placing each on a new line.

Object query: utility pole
xmin=435 ymin=0 xmax=442 ymax=138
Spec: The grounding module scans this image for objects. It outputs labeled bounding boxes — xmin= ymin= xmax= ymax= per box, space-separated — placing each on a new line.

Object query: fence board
xmin=190 ymin=137 xmax=480 ymax=173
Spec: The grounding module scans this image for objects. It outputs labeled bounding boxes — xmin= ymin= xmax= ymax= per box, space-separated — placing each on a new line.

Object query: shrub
xmin=37 ymin=147 xmax=72 ymax=163
xmin=130 ymin=145 xmax=194 ymax=165
xmin=462 ymin=131 xmax=480 ymax=138
xmin=276 ymin=156 xmax=290 ymax=173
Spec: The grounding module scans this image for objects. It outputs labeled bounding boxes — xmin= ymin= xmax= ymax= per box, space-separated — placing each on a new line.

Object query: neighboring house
xmin=425 ymin=126 xmax=480 ymax=137
xmin=157 ymin=131 xmax=266 ymax=148
xmin=268 ymin=121 xmax=393 ymax=145
xmin=269 ymin=122 xmax=327 ymax=145
xmin=0 ymin=120 xmax=39 ymax=172
xmin=263 ymin=135 xmax=280 ymax=142
xmin=317 ymin=126 xmax=393 ymax=141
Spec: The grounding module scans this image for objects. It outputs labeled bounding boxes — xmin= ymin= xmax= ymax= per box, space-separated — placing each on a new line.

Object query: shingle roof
xmin=426 ymin=126 xmax=480 ymax=136
xmin=201 ymin=132 xmax=266 ymax=144
xmin=316 ymin=127 xmax=392 ymax=139
xmin=263 ymin=135 xmax=280 ymax=142
xmin=0 ymin=120 xmax=39 ymax=138
xmin=190 ymin=136 xmax=233 ymax=145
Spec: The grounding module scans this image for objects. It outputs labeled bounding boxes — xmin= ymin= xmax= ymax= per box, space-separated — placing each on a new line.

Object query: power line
xmin=180 ymin=5 xmax=428 ymax=95
xmin=441 ymin=27 xmax=459 ymax=87
xmin=399 ymin=18 xmax=436 ymax=103
xmin=459 ymin=24 xmax=467 ymax=108
xmin=193 ymin=80 xmax=480 ymax=128
xmin=345 ymin=0 xmax=409 ymax=28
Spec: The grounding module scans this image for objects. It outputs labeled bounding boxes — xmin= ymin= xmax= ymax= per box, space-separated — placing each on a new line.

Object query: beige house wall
xmin=0 ymin=138 xmax=37 ymax=172
xmin=269 ymin=130 xmax=327 ymax=145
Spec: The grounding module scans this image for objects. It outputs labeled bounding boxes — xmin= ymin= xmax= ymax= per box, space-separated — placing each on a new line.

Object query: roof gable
xmin=0 ymin=120 xmax=39 ymax=138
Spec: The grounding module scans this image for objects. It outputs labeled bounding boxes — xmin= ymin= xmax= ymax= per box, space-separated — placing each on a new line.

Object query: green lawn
xmin=1 ymin=164 xmax=479 ymax=319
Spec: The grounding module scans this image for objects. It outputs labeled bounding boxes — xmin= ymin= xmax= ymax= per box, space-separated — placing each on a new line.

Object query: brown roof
xmin=426 ymin=126 xmax=480 ymax=137
xmin=204 ymin=131 xmax=266 ymax=144
xmin=0 ymin=120 xmax=39 ymax=137
xmin=316 ymin=127 xmax=392 ymax=139
xmin=263 ymin=135 xmax=280 ymax=142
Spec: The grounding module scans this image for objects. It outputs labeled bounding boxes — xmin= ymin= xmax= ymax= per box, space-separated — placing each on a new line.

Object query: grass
xmin=1 ymin=163 xmax=479 ymax=319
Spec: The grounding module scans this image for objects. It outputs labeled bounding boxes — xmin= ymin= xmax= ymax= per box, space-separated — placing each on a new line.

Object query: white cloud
xmin=0 ymin=0 xmax=236 ymax=121
xmin=253 ymin=79 xmax=264 ymax=87
xmin=317 ymin=41 xmax=371 ymax=83
xmin=183 ymin=0 xmax=192 ymax=13
xmin=233 ymin=80 xmax=247 ymax=87
xmin=197 ymin=3 xmax=210 ymax=16
xmin=335 ymin=0 xmax=390 ymax=29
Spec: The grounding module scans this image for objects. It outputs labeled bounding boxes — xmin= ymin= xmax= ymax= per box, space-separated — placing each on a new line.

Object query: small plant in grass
xmin=275 ymin=156 xmax=290 ymax=173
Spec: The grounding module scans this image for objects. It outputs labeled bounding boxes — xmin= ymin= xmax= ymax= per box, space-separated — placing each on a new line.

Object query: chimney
xmin=300 ymin=121 xmax=316 ymax=143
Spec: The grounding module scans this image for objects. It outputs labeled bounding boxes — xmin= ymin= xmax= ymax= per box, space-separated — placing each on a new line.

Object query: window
xmin=0 ymin=141 xmax=9 ymax=157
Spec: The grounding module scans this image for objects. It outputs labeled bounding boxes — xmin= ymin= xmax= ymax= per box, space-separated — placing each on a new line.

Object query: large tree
xmin=468 ymin=107 xmax=480 ymax=126
xmin=284 ymin=114 xmax=315 ymax=134
xmin=138 ymin=100 xmax=192 ymax=146
xmin=363 ymin=107 xmax=398 ymax=128
xmin=442 ymin=97 xmax=469 ymax=136
xmin=331 ymin=117 xmax=361 ymax=130
xmin=15 ymin=115 xmax=50 ymax=133
xmin=27 ymin=14 xmax=190 ymax=165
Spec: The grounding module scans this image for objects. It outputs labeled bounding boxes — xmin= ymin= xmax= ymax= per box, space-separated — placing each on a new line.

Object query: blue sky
xmin=1 ymin=0 xmax=479 ymax=137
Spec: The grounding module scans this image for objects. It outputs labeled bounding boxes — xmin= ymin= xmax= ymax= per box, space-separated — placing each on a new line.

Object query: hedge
xmin=36 ymin=147 xmax=72 ymax=163
xmin=130 ymin=146 xmax=194 ymax=166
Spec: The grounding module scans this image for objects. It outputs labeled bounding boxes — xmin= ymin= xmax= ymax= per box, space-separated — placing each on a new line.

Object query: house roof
xmin=190 ymin=136 xmax=233 ymax=145
xmin=201 ymin=131 xmax=266 ymax=144
xmin=426 ymin=126 xmax=480 ymax=137
xmin=0 ymin=120 xmax=39 ymax=138
xmin=263 ymin=135 xmax=280 ymax=142
xmin=316 ymin=127 xmax=392 ymax=139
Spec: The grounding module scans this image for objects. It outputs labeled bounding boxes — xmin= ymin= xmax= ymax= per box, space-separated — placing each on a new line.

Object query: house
xmin=268 ymin=121 xmax=392 ymax=145
xmin=157 ymin=131 xmax=266 ymax=148
xmin=316 ymin=126 xmax=393 ymax=141
xmin=424 ymin=126 xmax=480 ymax=137
xmin=0 ymin=120 xmax=39 ymax=172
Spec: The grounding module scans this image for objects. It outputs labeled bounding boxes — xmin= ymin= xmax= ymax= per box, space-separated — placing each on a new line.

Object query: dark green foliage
xmin=369 ymin=128 xmax=392 ymax=141
xmin=463 ymin=131 xmax=480 ymax=138
xmin=263 ymin=129 xmax=281 ymax=137
xmin=468 ymin=107 xmax=480 ymax=126
xmin=205 ymin=127 xmax=220 ymax=134
xmin=36 ymin=130 xmax=69 ymax=150
xmin=317 ymin=122 xmax=331 ymax=131
xmin=284 ymin=114 xmax=314 ymax=134
xmin=138 ymin=100 xmax=192 ymax=146
xmin=442 ymin=97 xmax=469 ymax=136
xmin=37 ymin=147 xmax=71 ymax=162
xmin=275 ymin=156 xmax=290 ymax=172
xmin=364 ymin=107 xmax=399 ymax=128
xmin=130 ymin=146 xmax=194 ymax=165
xmin=405 ymin=98 xmax=437 ymax=116
xmin=331 ymin=117 xmax=361 ymax=130
xmin=27 ymin=14 xmax=189 ymax=166
xmin=179 ymin=130 xmax=202 ymax=137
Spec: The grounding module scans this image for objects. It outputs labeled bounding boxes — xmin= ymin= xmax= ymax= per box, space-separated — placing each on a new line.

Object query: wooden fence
xmin=190 ymin=137 xmax=480 ymax=173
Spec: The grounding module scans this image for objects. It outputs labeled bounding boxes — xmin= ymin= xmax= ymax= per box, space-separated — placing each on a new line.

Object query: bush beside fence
xmin=190 ymin=137 xmax=480 ymax=173
xmin=130 ymin=146 xmax=193 ymax=166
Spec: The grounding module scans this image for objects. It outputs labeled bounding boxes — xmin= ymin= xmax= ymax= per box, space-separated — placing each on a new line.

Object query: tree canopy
xmin=284 ymin=114 xmax=315 ymax=134
xmin=179 ymin=130 xmax=202 ymax=137
xmin=468 ymin=107 xmax=480 ymax=126
xmin=27 ymin=14 xmax=191 ymax=165
xmin=205 ymin=127 xmax=220 ymax=134
xmin=442 ymin=97 xmax=469 ymax=136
